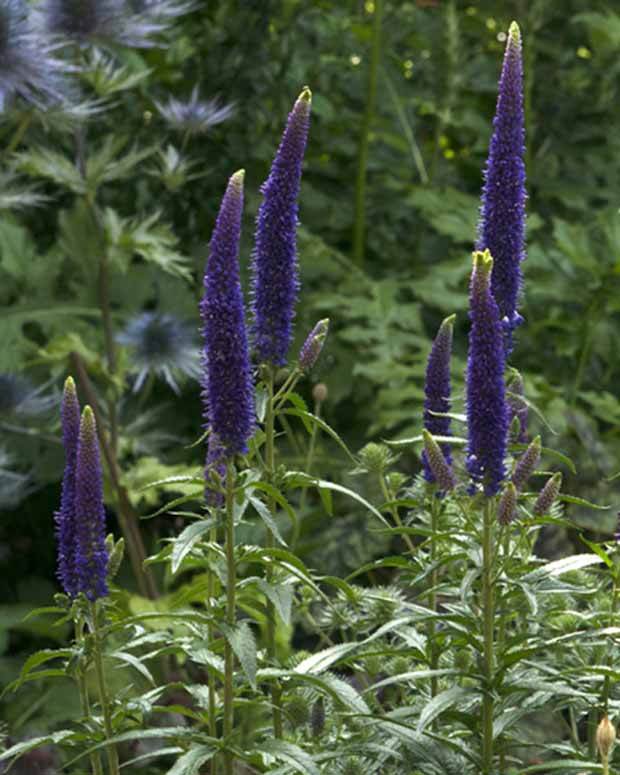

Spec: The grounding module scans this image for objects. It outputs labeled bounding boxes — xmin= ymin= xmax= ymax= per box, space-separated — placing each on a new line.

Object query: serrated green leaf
xmin=220 ymin=621 xmax=257 ymax=689
xmin=110 ymin=650 xmax=155 ymax=685
xmin=0 ymin=731 xmax=75 ymax=763
xmin=248 ymin=496 xmax=286 ymax=546
xmin=165 ymin=745 xmax=215 ymax=775
xmin=416 ymin=686 xmax=471 ymax=732
xmin=256 ymin=579 xmax=294 ymax=625
xmin=170 ymin=519 xmax=217 ymax=574
xmin=257 ymin=739 xmax=319 ymax=775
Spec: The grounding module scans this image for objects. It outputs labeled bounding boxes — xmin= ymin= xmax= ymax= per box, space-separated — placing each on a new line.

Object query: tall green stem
xmin=89 ymin=602 xmax=119 ymax=775
xmin=352 ymin=0 xmax=383 ymax=266
xmin=75 ymin=619 xmax=103 ymax=775
xmin=379 ymin=474 xmax=415 ymax=555
xmin=481 ymin=498 xmax=495 ymax=775
xmin=265 ymin=373 xmax=283 ymax=737
xmin=428 ymin=495 xmax=440 ymax=700
xmin=223 ymin=463 xmax=236 ymax=775
xmin=207 ymin=522 xmax=219 ymax=775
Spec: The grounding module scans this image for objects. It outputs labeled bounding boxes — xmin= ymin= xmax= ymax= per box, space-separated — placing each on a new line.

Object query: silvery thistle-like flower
xmin=55 ymin=377 xmax=81 ymax=597
xmin=200 ymin=170 xmax=254 ymax=457
xmin=155 ymin=88 xmax=235 ymax=136
xmin=116 ymin=312 xmax=200 ymax=394
xmin=0 ymin=0 xmax=65 ymax=110
xmin=298 ymin=318 xmax=329 ymax=373
xmin=251 ymin=87 xmax=312 ymax=366
xmin=422 ymin=314 xmax=455 ymax=483
xmin=506 ymin=369 xmax=528 ymax=442
xmin=43 ymin=0 xmax=191 ymax=48
xmin=74 ymin=406 xmax=109 ymax=601
xmin=476 ymin=22 xmax=526 ymax=352
xmin=0 ymin=373 xmax=57 ymax=417
xmin=466 ymin=250 xmax=508 ymax=496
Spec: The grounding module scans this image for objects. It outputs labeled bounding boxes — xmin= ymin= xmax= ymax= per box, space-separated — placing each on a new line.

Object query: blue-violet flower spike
xmin=74 ymin=406 xmax=109 ymax=601
xmin=422 ymin=314 xmax=455 ymax=483
xmin=533 ymin=472 xmax=562 ymax=516
xmin=200 ymin=170 xmax=254 ymax=456
xmin=251 ymin=87 xmax=312 ymax=366
xmin=55 ymin=376 xmax=80 ymax=597
xmin=466 ymin=250 xmax=509 ymax=496
xmin=476 ymin=21 xmax=526 ymax=353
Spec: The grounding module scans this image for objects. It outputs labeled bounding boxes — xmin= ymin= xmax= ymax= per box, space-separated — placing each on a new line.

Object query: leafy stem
xmin=75 ymin=617 xmax=103 ymax=775
xmin=481 ymin=497 xmax=496 ymax=775
xmin=89 ymin=601 xmax=120 ymax=775
xmin=428 ymin=493 xmax=440 ymax=701
xmin=223 ymin=461 xmax=236 ymax=775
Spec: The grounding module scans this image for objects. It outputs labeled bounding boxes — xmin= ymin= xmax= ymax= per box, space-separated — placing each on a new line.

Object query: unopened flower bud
xmin=422 ymin=429 xmax=456 ymax=491
xmin=299 ymin=319 xmax=329 ymax=373
xmin=511 ymin=435 xmax=541 ymax=491
xmin=358 ymin=442 xmax=391 ymax=475
xmin=597 ymin=716 xmax=616 ymax=760
xmin=312 ymin=382 xmax=328 ymax=404
xmin=310 ymin=697 xmax=325 ymax=737
xmin=106 ymin=536 xmax=125 ymax=581
xmin=498 ymin=482 xmax=518 ymax=525
xmin=533 ymin=472 xmax=562 ymax=516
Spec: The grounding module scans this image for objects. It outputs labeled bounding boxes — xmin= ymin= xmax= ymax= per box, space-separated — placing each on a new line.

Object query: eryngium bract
xmin=476 ymin=22 xmax=526 ymax=352
xmin=466 ymin=250 xmax=508 ymax=496
xmin=200 ymin=170 xmax=254 ymax=457
xmin=155 ymin=88 xmax=235 ymax=136
xmin=0 ymin=0 xmax=65 ymax=110
xmin=116 ymin=312 xmax=200 ymax=394
xmin=251 ymin=87 xmax=312 ymax=366
xmin=74 ymin=406 xmax=109 ymax=601
xmin=55 ymin=377 xmax=80 ymax=597
xmin=422 ymin=315 xmax=455 ymax=483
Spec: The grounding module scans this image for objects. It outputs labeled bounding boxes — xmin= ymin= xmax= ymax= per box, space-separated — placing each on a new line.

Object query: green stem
xmin=379 ymin=475 xmax=415 ymax=555
xmin=265 ymin=373 xmax=283 ymax=737
xmin=295 ymin=396 xmax=323 ymax=547
xmin=223 ymin=463 xmax=236 ymax=775
xmin=482 ymin=498 xmax=495 ymax=775
xmin=602 ymin=571 xmax=619 ymax=713
xmin=6 ymin=113 xmax=32 ymax=154
xmin=352 ymin=0 xmax=383 ymax=266
xmin=89 ymin=602 xmax=119 ymax=775
xmin=75 ymin=619 xmax=103 ymax=775
xmin=428 ymin=495 xmax=439 ymax=701
xmin=603 ymin=755 xmax=610 ymax=775
xmin=207 ymin=523 xmax=219 ymax=775
xmin=497 ymin=527 xmax=510 ymax=775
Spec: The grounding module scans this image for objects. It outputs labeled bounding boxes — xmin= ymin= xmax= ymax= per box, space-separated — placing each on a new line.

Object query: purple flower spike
xmin=477 ymin=22 xmax=526 ymax=353
xmin=422 ymin=430 xmax=456 ymax=492
xmin=55 ymin=376 xmax=80 ymax=597
xmin=466 ymin=250 xmax=509 ymax=496
xmin=511 ymin=435 xmax=541 ymax=491
xmin=251 ymin=87 xmax=312 ymax=366
xmin=422 ymin=314 xmax=455 ymax=483
xmin=498 ymin=482 xmax=517 ymax=525
xmin=74 ymin=406 xmax=109 ymax=601
xmin=533 ymin=472 xmax=562 ymax=516
xmin=205 ymin=431 xmax=226 ymax=507
xmin=299 ymin=318 xmax=329 ymax=373
xmin=200 ymin=170 xmax=254 ymax=456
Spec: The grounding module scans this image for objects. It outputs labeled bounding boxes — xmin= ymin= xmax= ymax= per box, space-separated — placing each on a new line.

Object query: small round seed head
xmin=312 ymin=382 xmax=328 ymax=404
xmin=511 ymin=435 xmax=541 ymax=491
xmin=596 ymin=716 xmax=616 ymax=760
xmin=533 ymin=472 xmax=562 ymax=516
xmin=498 ymin=482 xmax=518 ymax=525
xmin=358 ymin=442 xmax=392 ymax=475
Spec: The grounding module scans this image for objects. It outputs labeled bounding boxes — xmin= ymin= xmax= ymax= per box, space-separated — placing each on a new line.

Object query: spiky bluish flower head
xmin=533 ymin=472 xmax=562 ymax=516
xmin=251 ymin=87 xmax=312 ymax=366
xmin=74 ymin=406 xmax=109 ymax=601
xmin=116 ymin=312 xmax=200 ymax=394
xmin=497 ymin=482 xmax=517 ymax=525
xmin=422 ymin=430 xmax=456 ymax=492
xmin=55 ymin=377 xmax=80 ymax=597
xmin=476 ymin=21 xmax=526 ymax=353
xmin=298 ymin=318 xmax=329 ymax=373
xmin=0 ymin=448 xmax=33 ymax=508
xmin=507 ymin=369 xmax=528 ymax=443
xmin=0 ymin=373 xmax=56 ymax=417
xmin=42 ymin=0 xmax=190 ymax=47
xmin=422 ymin=314 xmax=455 ymax=483
xmin=200 ymin=170 xmax=254 ymax=457
xmin=466 ymin=250 xmax=508 ymax=496
xmin=0 ymin=0 xmax=65 ymax=110
xmin=155 ymin=87 xmax=235 ymax=136
xmin=511 ymin=435 xmax=541 ymax=491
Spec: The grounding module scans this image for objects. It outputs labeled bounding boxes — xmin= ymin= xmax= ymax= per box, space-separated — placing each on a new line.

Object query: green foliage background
xmin=1 ymin=0 xmax=620 ymax=751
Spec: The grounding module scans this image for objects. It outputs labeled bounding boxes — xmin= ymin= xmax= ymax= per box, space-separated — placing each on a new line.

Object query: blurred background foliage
xmin=1 ymin=0 xmax=620 ymax=743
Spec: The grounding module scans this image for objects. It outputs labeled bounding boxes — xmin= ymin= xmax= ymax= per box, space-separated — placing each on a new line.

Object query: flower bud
xmin=298 ymin=319 xmax=329 ymax=373
xmin=310 ymin=698 xmax=325 ymax=737
xmin=358 ymin=443 xmax=391 ymax=475
xmin=597 ymin=716 xmax=616 ymax=760
xmin=422 ymin=430 xmax=456 ymax=492
xmin=533 ymin=472 xmax=562 ymax=516
xmin=511 ymin=435 xmax=541 ymax=491
xmin=312 ymin=383 xmax=328 ymax=404
xmin=497 ymin=482 xmax=517 ymax=525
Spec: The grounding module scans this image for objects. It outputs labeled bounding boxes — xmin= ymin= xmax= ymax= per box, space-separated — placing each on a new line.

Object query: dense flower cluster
xmin=200 ymin=170 xmax=254 ymax=457
xmin=251 ymin=88 xmax=312 ymax=366
xmin=55 ymin=377 xmax=80 ymax=597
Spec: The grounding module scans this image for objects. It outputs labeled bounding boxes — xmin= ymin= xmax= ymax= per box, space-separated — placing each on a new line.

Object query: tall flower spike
xmin=533 ymin=472 xmax=562 ymax=516
xmin=200 ymin=170 xmax=254 ymax=457
xmin=74 ymin=406 xmax=109 ymax=601
xmin=298 ymin=318 xmax=329 ymax=373
xmin=422 ymin=314 xmax=455 ymax=483
xmin=422 ymin=430 xmax=456 ymax=492
xmin=55 ymin=376 xmax=80 ymax=597
xmin=497 ymin=482 xmax=517 ymax=525
xmin=507 ymin=369 xmax=528 ymax=443
xmin=476 ymin=21 xmax=526 ymax=353
xmin=251 ymin=87 xmax=312 ymax=366
xmin=466 ymin=250 xmax=509 ymax=496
